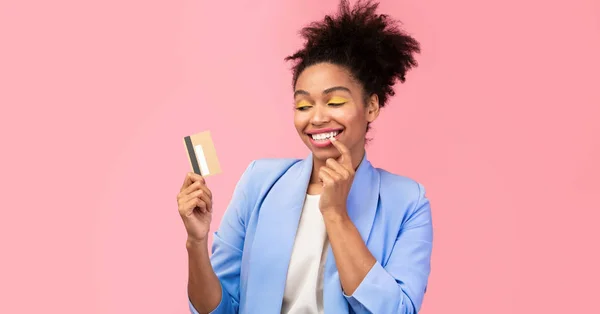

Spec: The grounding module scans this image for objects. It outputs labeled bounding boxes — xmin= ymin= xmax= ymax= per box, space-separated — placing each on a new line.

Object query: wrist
xmin=186 ymin=236 xmax=208 ymax=250
xmin=322 ymin=209 xmax=350 ymax=223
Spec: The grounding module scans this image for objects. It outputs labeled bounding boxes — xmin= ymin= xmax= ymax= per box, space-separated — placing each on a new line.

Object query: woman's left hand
xmin=318 ymin=138 xmax=356 ymax=217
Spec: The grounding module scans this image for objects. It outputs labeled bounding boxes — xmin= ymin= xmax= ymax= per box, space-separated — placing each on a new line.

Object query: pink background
xmin=1 ymin=0 xmax=599 ymax=313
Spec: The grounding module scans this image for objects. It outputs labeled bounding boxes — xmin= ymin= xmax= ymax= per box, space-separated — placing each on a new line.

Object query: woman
xmin=177 ymin=1 xmax=433 ymax=313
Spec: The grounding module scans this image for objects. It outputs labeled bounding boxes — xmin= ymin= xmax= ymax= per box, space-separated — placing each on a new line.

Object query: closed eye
xmin=295 ymin=105 xmax=312 ymax=111
xmin=328 ymin=102 xmax=346 ymax=107
xmin=295 ymin=99 xmax=313 ymax=111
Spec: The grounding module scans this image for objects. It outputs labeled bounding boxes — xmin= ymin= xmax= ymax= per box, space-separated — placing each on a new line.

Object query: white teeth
xmin=311 ymin=131 xmax=339 ymax=141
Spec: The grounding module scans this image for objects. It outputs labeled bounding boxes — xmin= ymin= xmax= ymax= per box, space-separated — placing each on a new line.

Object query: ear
xmin=366 ymin=93 xmax=380 ymax=123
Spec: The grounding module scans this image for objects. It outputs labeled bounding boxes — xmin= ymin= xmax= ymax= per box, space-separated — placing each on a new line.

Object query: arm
xmin=325 ymin=183 xmax=433 ymax=314
xmin=322 ymin=212 xmax=376 ymax=296
xmin=188 ymin=161 xmax=256 ymax=314
xmin=187 ymin=239 xmax=223 ymax=313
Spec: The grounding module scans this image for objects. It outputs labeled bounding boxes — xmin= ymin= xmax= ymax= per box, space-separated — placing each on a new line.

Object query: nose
xmin=310 ymin=104 xmax=330 ymax=126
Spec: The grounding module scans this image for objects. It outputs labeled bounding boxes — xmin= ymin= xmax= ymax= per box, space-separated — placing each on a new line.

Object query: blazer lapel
xmin=346 ymin=154 xmax=380 ymax=244
xmin=244 ymin=154 xmax=313 ymax=313
xmin=323 ymin=153 xmax=380 ymax=313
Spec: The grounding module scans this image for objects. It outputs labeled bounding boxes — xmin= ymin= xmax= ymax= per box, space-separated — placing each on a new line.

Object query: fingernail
xmin=330 ymin=137 xmax=336 ymax=142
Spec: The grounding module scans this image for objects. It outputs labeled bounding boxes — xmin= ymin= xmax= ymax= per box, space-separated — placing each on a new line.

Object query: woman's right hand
xmin=177 ymin=172 xmax=213 ymax=242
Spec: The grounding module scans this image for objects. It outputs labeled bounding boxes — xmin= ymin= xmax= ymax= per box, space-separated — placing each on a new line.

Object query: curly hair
xmin=285 ymin=0 xmax=420 ymax=109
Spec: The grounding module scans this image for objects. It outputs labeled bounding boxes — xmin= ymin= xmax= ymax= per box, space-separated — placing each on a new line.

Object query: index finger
xmin=180 ymin=172 xmax=205 ymax=192
xmin=180 ymin=172 xmax=194 ymax=191
xmin=189 ymin=172 xmax=205 ymax=184
xmin=330 ymin=137 xmax=352 ymax=169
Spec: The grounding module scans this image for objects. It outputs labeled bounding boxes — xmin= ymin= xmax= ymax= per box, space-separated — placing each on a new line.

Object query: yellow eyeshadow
xmin=295 ymin=100 xmax=312 ymax=108
xmin=328 ymin=96 xmax=349 ymax=104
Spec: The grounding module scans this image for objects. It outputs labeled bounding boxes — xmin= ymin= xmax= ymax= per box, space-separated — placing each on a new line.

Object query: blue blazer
xmin=189 ymin=153 xmax=433 ymax=314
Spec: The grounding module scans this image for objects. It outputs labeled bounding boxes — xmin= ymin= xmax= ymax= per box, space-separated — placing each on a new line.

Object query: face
xmin=293 ymin=62 xmax=380 ymax=162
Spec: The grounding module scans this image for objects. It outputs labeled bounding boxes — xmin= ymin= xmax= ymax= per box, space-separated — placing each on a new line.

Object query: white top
xmin=281 ymin=194 xmax=329 ymax=314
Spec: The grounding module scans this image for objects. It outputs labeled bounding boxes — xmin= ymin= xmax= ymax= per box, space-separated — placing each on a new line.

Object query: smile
xmin=310 ymin=130 xmax=341 ymax=141
xmin=305 ymin=129 xmax=343 ymax=148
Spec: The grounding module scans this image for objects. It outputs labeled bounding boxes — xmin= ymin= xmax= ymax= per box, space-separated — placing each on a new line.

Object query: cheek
xmin=293 ymin=113 xmax=307 ymax=132
xmin=331 ymin=107 xmax=364 ymax=130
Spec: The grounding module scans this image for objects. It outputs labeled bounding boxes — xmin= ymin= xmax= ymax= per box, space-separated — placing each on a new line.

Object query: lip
xmin=306 ymin=128 xmax=343 ymax=148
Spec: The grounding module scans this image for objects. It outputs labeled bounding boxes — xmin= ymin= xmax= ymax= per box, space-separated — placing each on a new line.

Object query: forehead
xmin=295 ymin=63 xmax=358 ymax=94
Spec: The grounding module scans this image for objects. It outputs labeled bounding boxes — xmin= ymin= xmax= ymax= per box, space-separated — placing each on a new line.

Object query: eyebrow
xmin=294 ymin=86 xmax=351 ymax=98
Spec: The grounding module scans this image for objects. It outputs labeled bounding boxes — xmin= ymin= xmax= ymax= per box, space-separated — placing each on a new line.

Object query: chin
xmin=311 ymin=147 xmax=341 ymax=161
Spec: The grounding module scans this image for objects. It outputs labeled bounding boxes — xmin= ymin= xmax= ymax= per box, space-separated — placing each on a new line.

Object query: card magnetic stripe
xmin=184 ymin=135 xmax=202 ymax=175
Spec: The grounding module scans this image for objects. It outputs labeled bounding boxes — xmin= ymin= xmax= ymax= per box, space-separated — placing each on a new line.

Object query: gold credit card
xmin=183 ymin=131 xmax=222 ymax=176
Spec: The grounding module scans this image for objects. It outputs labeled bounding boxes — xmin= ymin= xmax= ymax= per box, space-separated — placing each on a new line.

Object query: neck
xmin=309 ymin=146 xmax=365 ymax=184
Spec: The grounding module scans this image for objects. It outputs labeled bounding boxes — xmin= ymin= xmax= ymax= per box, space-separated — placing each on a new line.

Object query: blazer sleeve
xmin=189 ymin=161 xmax=256 ymax=314
xmin=343 ymin=182 xmax=433 ymax=314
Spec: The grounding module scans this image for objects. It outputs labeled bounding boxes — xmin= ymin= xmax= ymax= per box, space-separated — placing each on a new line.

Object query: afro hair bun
xmin=285 ymin=0 xmax=420 ymax=108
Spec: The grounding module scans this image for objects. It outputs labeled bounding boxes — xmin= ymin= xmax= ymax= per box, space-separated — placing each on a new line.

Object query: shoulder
xmin=377 ymin=168 xmax=424 ymax=198
xmin=243 ymin=157 xmax=302 ymax=179
xmin=237 ymin=157 xmax=302 ymax=189
xmin=232 ymin=157 xmax=304 ymax=220
xmin=375 ymin=167 xmax=429 ymax=216
xmin=247 ymin=158 xmax=301 ymax=174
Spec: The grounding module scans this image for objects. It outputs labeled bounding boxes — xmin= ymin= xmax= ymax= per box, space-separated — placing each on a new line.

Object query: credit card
xmin=183 ymin=131 xmax=222 ymax=176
